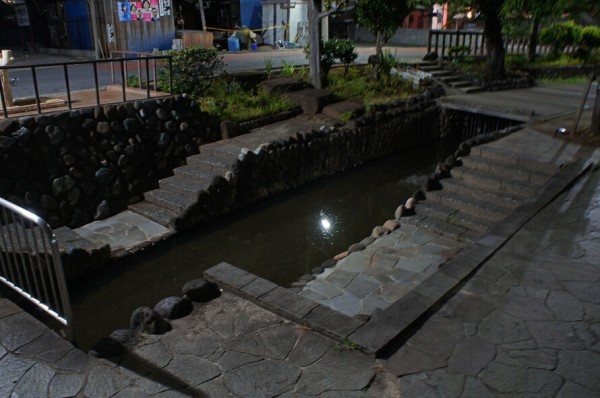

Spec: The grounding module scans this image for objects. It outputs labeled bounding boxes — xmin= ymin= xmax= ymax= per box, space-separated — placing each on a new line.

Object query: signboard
xmin=15 ymin=5 xmax=30 ymax=27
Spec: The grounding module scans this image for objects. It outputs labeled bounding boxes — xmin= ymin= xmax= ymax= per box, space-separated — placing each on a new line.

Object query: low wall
xmin=0 ymin=95 xmax=218 ymax=228
xmin=524 ymin=64 xmax=600 ymax=80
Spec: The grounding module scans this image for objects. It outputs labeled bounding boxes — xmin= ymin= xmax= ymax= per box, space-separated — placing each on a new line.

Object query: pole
xmin=88 ymin=0 xmax=102 ymax=59
xmin=198 ymin=0 xmax=207 ymax=31
xmin=591 ymin=82 xmax=600 ymax=136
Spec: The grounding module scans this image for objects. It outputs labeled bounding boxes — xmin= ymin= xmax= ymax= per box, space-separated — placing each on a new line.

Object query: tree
xmin=306 ymin=0 xmax=351 ymax=89
xmin=502 ymin=0 xmax=597 ymax=61
xmin=355 ymin=0 xmax=410 ymax=80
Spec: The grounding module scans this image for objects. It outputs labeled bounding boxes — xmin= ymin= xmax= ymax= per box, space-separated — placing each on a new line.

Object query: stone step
xmin=185 ymin=153 xmax=236 ymax=175
xmin=128 ymin=201 xmax=177 ymax=228
xmin=425 ymin=187 xmax=510 ymax=223
xmin=438 ymin=178 xmax=522 ymax=211
xmin=450 ymin=166 xmax=537 ymax=198
xmin=159 ymin=174 xmax=212 ymax=196
xmin=143 ymin=188 xmax=197 ymax=213
xmin=460 ymin=156 xmax=554 ymax=186
xmin=414 ymin=201 xmax=493 ymax=233
xmin=200 ymin=143 xmax=243 ymax=161
xmin=418 ymin=64 xmax=443 ymax=72
xmin=173 ymin=165 xmax=216 ymax=181
xmin=449 ymin=80 xmax=473 ymax=88
xmin=460 ymin=86 xmax=484 ymax=94
xmin=470 ymin=145 xmax=559 ymax=173
xmin=401 ymin=213 xmax=478 ymax=242
xmin=429 ymin=69 xmax=452 ymax=77
xmin=438 ymin=75 xmax=463 ymax=84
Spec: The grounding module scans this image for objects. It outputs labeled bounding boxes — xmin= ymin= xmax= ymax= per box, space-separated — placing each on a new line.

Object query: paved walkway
xmin=1 ymin=82 xmax=600 ymax=396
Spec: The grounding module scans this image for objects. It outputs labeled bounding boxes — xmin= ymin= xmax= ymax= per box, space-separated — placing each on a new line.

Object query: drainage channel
xmin=69 ymin=145 xmax=442 ymax=350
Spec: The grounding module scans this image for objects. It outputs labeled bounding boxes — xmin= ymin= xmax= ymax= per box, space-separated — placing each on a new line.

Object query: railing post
xmin=63 ymin=64 xmax=72 ymax=109
xmin=31 ymin=66 xmax=42 ymax=114
xmin=169 ymin=57 xmax=173 ymax=94
xmin=93 ymin=61 xmax=100 ymax=105
xmin=427 ymin=30 xmax=432 ymax=53
xmin=0 ymin=70 xmax=8 ymax=118
xmin=120 ymin=59 xmax=126 ymax=102
xmin=153 ymin=58 xmax=158 ymax=93
xmin=145 ymin=58 xmax=151 ymax=98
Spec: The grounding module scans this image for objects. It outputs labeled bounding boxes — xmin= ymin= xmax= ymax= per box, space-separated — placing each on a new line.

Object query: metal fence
xmin=0 ymin=196 xmax=74 ymax=343
xmin=428 ymin=29 xmax=552 ymax=59
xmin=0 ymin=55 xmax=172 ymax=119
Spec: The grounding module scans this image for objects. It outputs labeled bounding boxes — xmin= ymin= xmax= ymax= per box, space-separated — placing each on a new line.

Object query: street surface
xmin=3 ymin=46 xmax=427 ymax=100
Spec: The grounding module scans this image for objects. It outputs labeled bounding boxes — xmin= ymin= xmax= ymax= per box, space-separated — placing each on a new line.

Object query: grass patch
xmin=327 ymin=67 xmax=417 ymax=105
xmin=537 ymin=76 xmax=589 ymax=85
xmin=199 ymin=79 xmax=295 ymax=122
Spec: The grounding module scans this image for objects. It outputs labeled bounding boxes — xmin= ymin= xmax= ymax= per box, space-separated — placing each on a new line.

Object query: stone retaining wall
xmin=524 ymin=64 xmax=600 ymax=80
xmin=0 ymin=95 xmax=218 ymax=228
xmin=173 ymin=88 xmax=443 ymax=229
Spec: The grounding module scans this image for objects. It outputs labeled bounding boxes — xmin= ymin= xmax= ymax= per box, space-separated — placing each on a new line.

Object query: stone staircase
xmin=418 ymin=63 xmax=483 ymax=94
xmin=297 ymin=130 xmax=568 ymax=321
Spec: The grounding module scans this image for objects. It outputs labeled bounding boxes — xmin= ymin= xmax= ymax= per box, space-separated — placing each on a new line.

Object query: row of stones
xmin=174 ymin=99 xmax=443 ymax=230
xmin=0 ymin=95 xmax=218 ymax=228
xmin=288 ymin=126 xmax=521 ymax=290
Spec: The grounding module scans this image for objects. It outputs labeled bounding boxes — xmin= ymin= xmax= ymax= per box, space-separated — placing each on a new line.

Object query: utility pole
xmin=88 ymin=0 xmax=102 ymax=58
xmin=198 ymin=0 xmax=207 ymax=31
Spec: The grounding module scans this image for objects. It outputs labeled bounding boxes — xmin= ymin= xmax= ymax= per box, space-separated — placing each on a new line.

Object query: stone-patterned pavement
xmin=384 ymin=164 xmax=600 ymax=397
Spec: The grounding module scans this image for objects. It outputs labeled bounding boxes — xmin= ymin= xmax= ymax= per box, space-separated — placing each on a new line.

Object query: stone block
xmin=204 ymin=262 xmax=256 ymax=290
xmin=284 ymin=89 xmax=333 ymax=115
xmin=259 ymin=77 xmax=305 ymax=94
xmin=241 ymin=277 xmax=278 ymax=298
xmin=322 ymin=101 xmax=365 ymax=120
xmin=260 ymin=287 xmax=319 ymax=319
xmin=303 ymin=305 xmax=364 ymax=338
xmin=348 ymin=311 xmax=408 ymax=353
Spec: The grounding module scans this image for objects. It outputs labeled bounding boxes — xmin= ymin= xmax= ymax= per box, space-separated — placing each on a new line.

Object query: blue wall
xmin=65 ymin=0 xmax=93 ymax=50
xmin=240 ymin=0 xmax=262 ymax=29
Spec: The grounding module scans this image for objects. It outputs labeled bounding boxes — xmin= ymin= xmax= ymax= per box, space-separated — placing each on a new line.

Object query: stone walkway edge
xmin=205 ymin=159 xmax=595 ymax=354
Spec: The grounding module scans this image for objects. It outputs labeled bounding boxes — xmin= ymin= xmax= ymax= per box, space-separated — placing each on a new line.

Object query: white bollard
xmin=0 ymin=49 xmax=15 ymax=107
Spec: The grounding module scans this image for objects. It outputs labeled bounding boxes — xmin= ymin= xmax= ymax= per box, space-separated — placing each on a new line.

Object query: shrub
xmin=540 ymin=21 xmax=581 ymax=57
xmin=160 ymin=46 xmax=225 ymax=97
xmin=576 ymin=25 xmax=600 ymax=61
xmin=448 ymin=45 xmax=471 ymax=62
xmin=505 ymin=54 xmax=528 ymax=71
xmin=329 ymin=38 xmax=358 ymax=76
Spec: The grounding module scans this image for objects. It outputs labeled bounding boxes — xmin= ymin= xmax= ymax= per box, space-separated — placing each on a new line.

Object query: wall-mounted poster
xmin=118 ymin=2 xmax=131 ymax=22
xmin=150 ymin=0 xmax=160 ymax=21
xmin=130 ymin=2 xmax=142 ymax=21
xmin=160 ymin=0 xmax=171 ymax=16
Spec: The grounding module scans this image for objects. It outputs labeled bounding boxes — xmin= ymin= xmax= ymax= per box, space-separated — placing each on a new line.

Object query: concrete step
xmin=201 ymin=143 xmax=243 ymax=161
xmin=438 ymin=75 xmax=463 ymax=84
xmin=438 ymin=178 xmax=521 ymax=211
xmin=425 ymin=186 xmax=511 ymax=223
xmin=470 ymin=145 xmax=560 ymax=173
xmin=159 ymin=174 xmax=212 ymax=196
xmin=173 ymin=165 xmax=216 ymax=181
xmin=414 ymin=201 xmax=493 ymax=233
xmin=128 ymin=201 xmax=178 ymax=228
xmin=460 ymin=156 xmax=555 ymax=186
xmin=186 ymin=153 xmax=236 ymax=175
xmin=450 ymin=166 xmax=537 ymax=199
xmin=460 ymin=86 xmax=485 ymax=94
xmin=401 ymin=213 xmax=478 ymax=243
xmin=417 ymin=64 xmax=443 ymax=72
xmin=429 ymin=69 xmax=452 ymax=77
xmin=143 ymin=188 xmax=197 ymax=213
xmin=449 ymin=80 xmax=473 ymax=88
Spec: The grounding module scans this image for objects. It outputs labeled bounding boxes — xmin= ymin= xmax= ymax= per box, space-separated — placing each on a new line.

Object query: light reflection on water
xmin=70 ymin=145 xmax=440 ymax=350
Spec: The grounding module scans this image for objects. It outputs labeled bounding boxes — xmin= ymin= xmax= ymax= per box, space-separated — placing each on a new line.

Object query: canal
xmin=70 ymin=144 xmax=441 ymax=350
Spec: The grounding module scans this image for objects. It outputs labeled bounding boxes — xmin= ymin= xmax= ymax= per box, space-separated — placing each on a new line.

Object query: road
xmin=3 ymin=46 xmax=427 ymax=100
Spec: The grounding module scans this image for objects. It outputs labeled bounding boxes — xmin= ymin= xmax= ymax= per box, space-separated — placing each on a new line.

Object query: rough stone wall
xmin=174 ymin=92 xmax=442 ymax=230
xmin=0 ymin=95 xmax=218 ymax=228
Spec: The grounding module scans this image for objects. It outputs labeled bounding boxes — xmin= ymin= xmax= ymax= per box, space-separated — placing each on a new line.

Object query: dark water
xmin=70 ymin=145 xmax=441 ymax=350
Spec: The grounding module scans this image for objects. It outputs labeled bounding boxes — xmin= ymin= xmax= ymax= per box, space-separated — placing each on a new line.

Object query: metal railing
xmin=0 ymin=196 xmax=75 ymax=343
xmin=109 ymin=51 xmax=171 ymax=97
xmin=0 ymin=55 xmax=173 ymax=119
xmin=428 ymin=29 xmax=552 ymax=60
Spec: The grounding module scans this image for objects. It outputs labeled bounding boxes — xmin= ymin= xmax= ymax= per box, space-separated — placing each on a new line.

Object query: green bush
xmin=505 ymin=54 xmax=528 ymax=71
xmin=540 ymin=21 xmax=581 ymax=57
xmin=160 ymin=46 xmax=225 ymax=97
xmin=304 ymin=39 xmax=358 ymax=83
xmin=579 ymin=26 xmax=600 ymax=48
xmin=448 ymin=45 xmax=471 ymax=62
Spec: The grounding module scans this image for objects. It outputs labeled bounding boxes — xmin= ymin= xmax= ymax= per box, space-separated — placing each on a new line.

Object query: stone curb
xmin=348 ymin=158 xmax=594 ymax=354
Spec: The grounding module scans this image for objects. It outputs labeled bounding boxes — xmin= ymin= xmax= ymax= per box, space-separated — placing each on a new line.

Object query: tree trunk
xmin=527 ymin=15 xmax=540 ymax=63
xmin=371 ymin=31 xmax=385 ymax=80
xmin=308 ymin=1 xmax=323 ymax=88
xmin=482 ymin=3 xmax=505 ymax=80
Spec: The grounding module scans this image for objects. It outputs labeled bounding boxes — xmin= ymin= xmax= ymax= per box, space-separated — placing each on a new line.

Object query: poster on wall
xmin=118 ymin=2 xmax=131 ymax=22
xmin=15 ymin=4 xmax=30 ymax=26
xmin=119 ymin=1 xmax=161 ymax=22
xmin=130 ymin=2 xmax=142 ymax=21
xmin=160 ymin=0 xmax=171 ymax=16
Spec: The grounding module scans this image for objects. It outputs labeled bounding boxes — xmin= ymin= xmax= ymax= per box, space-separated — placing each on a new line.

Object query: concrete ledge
xmin=204 ymin=262 xmax=366 ymax=346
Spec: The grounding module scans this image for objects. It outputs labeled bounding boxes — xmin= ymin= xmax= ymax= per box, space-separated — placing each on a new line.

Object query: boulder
xmin=154 ymin=296 xmax=193 ymax=320
xmin=182 ymin=278 xmax=220 ymax=302
xmin=284 ymin=89 xmax=333 ymax=115
xmin=260 ymin=77 xmax=305 ymax=94
xmin=130 ymin=306 xmax=171 ymax=334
